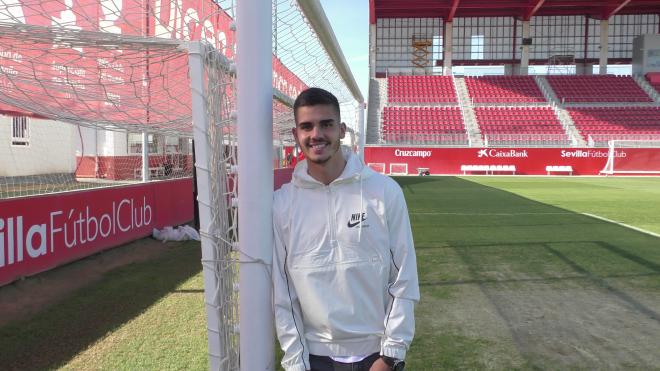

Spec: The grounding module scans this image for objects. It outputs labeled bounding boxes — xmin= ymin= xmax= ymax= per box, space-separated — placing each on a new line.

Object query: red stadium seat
xmin=475 ymin=106 xmax=569 ymax=146
xmin=381 ymin=106 xmax=466 ymax=145
xmin=465 ymin=76 xmax=546 ymax=103
xmin=547 ymin=75 xmax=652 ymax=103
xmin=568 ymin=107 xmax=660 ymax=144
xmin=387 ymin=76 xmax=457 ymax=104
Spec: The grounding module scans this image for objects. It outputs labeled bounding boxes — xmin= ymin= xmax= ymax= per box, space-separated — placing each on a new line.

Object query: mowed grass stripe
xmin=463 ymin=176 xmax=660 ymax=235
xmin=398 ymin=176 xmax=660 ymax=370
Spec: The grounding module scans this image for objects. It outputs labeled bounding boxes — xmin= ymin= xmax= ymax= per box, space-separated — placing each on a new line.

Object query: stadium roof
xmin=370 ymin=0 xmax=660 ymax=22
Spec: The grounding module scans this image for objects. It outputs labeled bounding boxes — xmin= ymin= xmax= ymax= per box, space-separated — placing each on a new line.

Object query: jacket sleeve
xmin=381 ymin=181 xmax=420 ymax=360
xmin=272 ymin=204 xmax=310 ymax=371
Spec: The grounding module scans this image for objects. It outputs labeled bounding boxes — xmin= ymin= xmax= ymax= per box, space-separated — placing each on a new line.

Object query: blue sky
xmin=320 ymin=0 xmax=369 ymax=103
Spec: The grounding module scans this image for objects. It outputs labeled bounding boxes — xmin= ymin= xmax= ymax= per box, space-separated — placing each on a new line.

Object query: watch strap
xmin=381 ymin=355 xmax=405 ymax=370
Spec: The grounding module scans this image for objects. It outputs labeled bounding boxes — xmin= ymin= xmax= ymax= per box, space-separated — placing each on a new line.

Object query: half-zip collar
xmin=292 ymin=146 xmax=372 ymax=189
xmin=291 ymin=147 xmax=373 ymax=243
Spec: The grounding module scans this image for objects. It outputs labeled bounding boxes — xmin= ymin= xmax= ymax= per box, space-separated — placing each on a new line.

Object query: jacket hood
xmin=292 ymin=146 xmax=373 ymax=188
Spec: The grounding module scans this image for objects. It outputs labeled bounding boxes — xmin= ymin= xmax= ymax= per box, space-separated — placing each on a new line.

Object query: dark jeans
xmin=309 ymin=352 xmax=380 ymax=371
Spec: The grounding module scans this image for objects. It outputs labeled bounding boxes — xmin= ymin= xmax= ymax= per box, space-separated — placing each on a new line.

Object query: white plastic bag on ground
xmin=152 ymin=225 xmax=201 ymax=242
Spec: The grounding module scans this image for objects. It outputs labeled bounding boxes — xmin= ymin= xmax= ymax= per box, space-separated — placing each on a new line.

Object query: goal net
xmin=0 ymin=21 xmax=195 ymax=199
xmin=601 ymin=140 xmax=660 ymax=175
xmin=0 ymin=3 xmax=241 ymax=367
xmin=0 ymin=0 xmax=364 ymax=369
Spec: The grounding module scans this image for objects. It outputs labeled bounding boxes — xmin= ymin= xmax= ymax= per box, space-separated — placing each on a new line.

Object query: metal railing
xmin=587 ymin=134 xmax=660 ymax=147
xmin=484 ymin=133 xmax=572 ymax=147
xmin=381 ymin=133 xmax=469 ymax=146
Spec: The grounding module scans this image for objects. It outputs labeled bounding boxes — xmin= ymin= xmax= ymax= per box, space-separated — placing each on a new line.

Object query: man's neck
xmin=307 ymin=155 xmax=347 ymax=185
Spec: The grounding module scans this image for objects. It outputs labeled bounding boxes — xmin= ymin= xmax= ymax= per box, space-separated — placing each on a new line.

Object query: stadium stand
xmin=546 ymin=75 xmax=652 ymax=103
xmin=381 ymin=106 xmax=467 ymax=144
xmin=475 ymin=106 xmax=570 ymax=146
xmin=377 ymin=74 xmax=660 ymax=147
xmin=387 ymin=75 xmax=457 ymax=104
xmin=568 ymin=106 xmax=660 ymax=146
xmin=465 ymin=76 xmax=546 ymax=104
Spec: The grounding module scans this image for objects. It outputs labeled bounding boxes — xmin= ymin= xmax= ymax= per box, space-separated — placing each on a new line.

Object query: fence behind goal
xmin=1 ymin=122 xmax=194 ymax=199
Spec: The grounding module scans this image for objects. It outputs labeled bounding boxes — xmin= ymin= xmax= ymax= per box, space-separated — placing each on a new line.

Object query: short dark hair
xmin=293 ymin=87 xmax=340 ymax=123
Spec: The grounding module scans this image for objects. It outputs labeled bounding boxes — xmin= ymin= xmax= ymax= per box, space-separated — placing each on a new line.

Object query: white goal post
xmin=601 ymin=140 xmax=660 ymax=175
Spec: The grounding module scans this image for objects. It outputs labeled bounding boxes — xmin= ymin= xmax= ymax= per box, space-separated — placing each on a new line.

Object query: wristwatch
xmin=381 ymin=355 xmax=405 ymax=371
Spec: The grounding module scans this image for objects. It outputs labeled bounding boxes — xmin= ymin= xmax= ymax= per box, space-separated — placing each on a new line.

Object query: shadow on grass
xmin=0 ymin=241 xmax=201 ymax=371
xmin=395 ymin=176 xmax=660 ymax=369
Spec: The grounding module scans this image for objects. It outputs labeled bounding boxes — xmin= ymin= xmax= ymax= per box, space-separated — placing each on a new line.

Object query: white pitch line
xmin=582 ymin=213 xmax=660 ymax=239
xmin=411 ymin=212 xmax=572 ymax=216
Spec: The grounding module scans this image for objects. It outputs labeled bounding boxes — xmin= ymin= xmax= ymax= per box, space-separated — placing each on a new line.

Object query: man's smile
xmin=309 ymin=142 xmax=329 ymax=153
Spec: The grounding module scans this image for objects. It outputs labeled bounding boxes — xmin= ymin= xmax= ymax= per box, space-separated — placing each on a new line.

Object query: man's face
xmin=293 ymin=104 xmax=346 ymax=165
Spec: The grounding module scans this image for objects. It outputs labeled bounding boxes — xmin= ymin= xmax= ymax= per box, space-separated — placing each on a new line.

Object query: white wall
xmin=76 ymin=126 xmax=130 ymax=156
xmin=0 ymin=116 xmax=77 ymax=176
xmin=104 ymin=130 xmax=128 ymax=155
xmin=77 ymin=126 xmax=99 ymax=156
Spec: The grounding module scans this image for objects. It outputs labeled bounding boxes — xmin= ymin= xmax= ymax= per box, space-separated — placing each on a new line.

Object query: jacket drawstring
xmin=359 ymin=171 xmax=364 ymax=242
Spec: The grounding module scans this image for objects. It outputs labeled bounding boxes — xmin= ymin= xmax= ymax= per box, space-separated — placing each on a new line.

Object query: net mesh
xmin=190 ymin=42 xmax=240 ymax=368
xmin=0 ymin=0 xmax=231 ymax=199
xmin=272 ymin=0 xmax=360 ymax=136
xmin=0 ymin=20 xmax=196 ymax=198
xmin=0 ymin=1 xmax=362 ymax=369
xmin=0 ymin=23 xmax=191 ymax=133
xmin=0 ymin=25 xmax=194 ymax=199
xmin=1 ymin=124 xmax=195 ymax=199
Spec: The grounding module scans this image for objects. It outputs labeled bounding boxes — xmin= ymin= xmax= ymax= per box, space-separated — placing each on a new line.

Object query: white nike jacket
xmin=272 ymin=149 xmax=420 ymax=371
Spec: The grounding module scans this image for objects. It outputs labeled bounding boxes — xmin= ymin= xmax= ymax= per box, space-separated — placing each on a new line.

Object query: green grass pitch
xmin=402 ymin=176 xmax=660 ymax=370
xmin=0 ymin=176 xmax=659 ymax=370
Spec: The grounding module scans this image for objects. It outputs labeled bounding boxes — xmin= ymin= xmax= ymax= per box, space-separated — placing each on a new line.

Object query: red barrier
xmin=364 ymin=146 xmax=660 ymax=175
xmin=0 ymin=178 xmax=193 ymax=286
xmin=76 ymin=155 xmax=194 ymax=180
xmin=608 ymin=148 xmax=660 ymax=173
xmin=274 ymin=168 xmax=294 ymax=190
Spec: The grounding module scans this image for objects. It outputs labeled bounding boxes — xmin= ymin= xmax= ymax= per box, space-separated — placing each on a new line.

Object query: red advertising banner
xmin=274 ymin=167 xmax=294 ymax=190
xmin=364 ymin=146 xmax=660 ymax=175
xmin=0 ymin=178 xmax=193 ymax=286
xmin=608 ymin=148 xmax=660 ymax=173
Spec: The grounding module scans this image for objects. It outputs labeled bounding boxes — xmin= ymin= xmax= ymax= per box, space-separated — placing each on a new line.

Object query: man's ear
xmin=292 ymin=127 xmax=299 ymax=146
xmin=339 ymin=122 xmax=347 ymax=139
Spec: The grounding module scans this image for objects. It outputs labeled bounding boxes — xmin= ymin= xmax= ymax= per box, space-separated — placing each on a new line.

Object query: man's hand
xmin=370 ymin=357 xmax=392 ymax=371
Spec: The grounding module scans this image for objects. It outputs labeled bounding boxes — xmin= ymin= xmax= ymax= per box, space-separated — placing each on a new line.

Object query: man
xmin=272 ymin=87 xmax=419 ymax=371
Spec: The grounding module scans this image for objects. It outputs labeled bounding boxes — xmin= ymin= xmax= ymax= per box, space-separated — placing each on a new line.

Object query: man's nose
xmin=310 ymin=124 xmax=323 ymax=137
